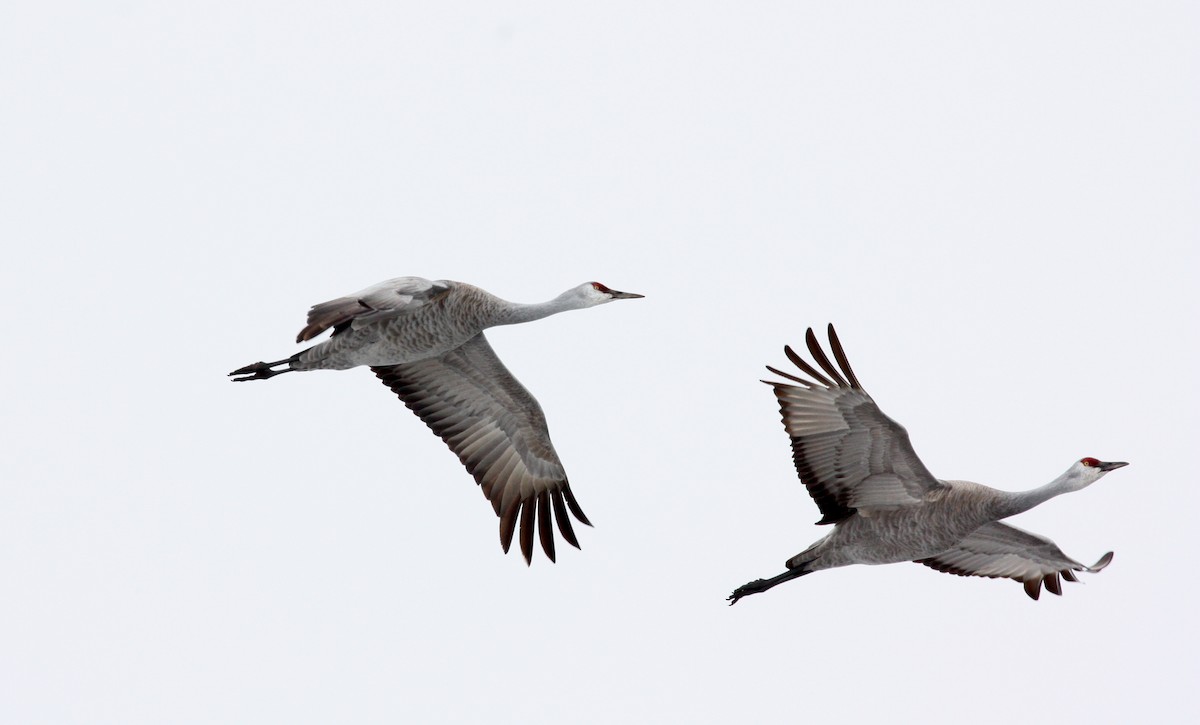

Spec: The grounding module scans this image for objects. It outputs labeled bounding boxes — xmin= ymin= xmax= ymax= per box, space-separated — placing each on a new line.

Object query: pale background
xmin=2 ymin=2 xmax=1197 ymax=723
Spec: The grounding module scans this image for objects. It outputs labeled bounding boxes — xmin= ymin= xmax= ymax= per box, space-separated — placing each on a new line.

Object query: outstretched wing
xmin=297 ymin=276 xmax=452 ymax=342
xmin=766 ymin=325 xmax=945 ymax=525
xmin=371 ymin=333 xmax=590 ymax=564
xmin=915 ymin=521 xmax=1114 ymax=600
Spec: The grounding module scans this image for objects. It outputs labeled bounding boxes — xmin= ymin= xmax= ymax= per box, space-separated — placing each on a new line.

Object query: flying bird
xmin=728 ymin=325 xmax=1124 ymax=604
xmin=230 ymin=277 xmax=643 ymax=564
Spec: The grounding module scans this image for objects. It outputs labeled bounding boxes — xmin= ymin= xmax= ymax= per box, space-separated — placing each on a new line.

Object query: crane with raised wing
xmin=729 ymin=325 xmax=1124 ymax=604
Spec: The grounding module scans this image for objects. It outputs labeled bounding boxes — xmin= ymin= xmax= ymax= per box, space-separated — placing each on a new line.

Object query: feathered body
xmin=789 ymin=480 xmax=1000 ymax=569
xmin=230 ymin=276 xmax=643 ymax=564
xmin=295 ymin=279 xmax=568 ymax=369
xmin=729 ymin=325 xmax=1124 ymax=604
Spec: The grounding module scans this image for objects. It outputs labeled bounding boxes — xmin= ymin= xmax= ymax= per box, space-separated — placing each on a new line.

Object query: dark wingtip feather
xmin=825 ymin=324 xmax=862 ymax=389
xmin=805 ymin=327 xmax=849 ymax=387
xmin=537 ymin=491 xmax=556 ymax=563
xmin=552 ymin=491 xmax=581 ymax=549
xmin=519 ymin=500 xmax=536 ymax=565
xmin=562 ymin=484 xmax=592 ymax=527
xmin=765 ymin=365 xmax=811 ymax=386
xmin=1061 ymin=569 xmax=1079 ymax=583
xmin=499 ymin=499 xmax=520 ymax=554
xmin=784 ymin=343 xmax=835 ymax=388
xmin=1044 ymin=572 xmax=1062 ymax=596
xmin=1024 ymin=578 xmax=1042 ymax=600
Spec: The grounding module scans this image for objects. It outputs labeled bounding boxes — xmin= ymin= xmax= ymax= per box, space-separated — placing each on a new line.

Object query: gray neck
xmin=492 ymin=291 xmax=588 ymax=326
xmin=993 ymin=471 xmax=1076 ymax=520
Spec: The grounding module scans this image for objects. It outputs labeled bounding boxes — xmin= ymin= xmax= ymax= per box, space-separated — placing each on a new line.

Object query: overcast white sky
xmin=2 ymin=2 xmax=1197 ymax=723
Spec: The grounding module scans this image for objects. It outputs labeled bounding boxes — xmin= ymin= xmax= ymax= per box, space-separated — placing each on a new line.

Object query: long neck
xmin=492 ymin=291 xmax=588 ymax=326
xmin=993 ymin=470 xmax=1078 ymax=520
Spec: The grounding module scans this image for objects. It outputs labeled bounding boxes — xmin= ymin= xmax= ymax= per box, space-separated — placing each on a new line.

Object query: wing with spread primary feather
xmin=371 ymin=333 xmax=590 ymax=563
xmin=767 ymin=325 xmax=946 ymax=524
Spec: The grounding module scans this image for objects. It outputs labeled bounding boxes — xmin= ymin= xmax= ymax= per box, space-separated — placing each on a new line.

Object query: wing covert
xmin=298 ymin=276 xmax=451 ymax=342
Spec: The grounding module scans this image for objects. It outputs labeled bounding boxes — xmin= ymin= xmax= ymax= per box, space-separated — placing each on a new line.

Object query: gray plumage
xmin=230 ymin=276 xmax=643 ymax=564
xmin=729 ymin=325 xmax=1124 ymax=604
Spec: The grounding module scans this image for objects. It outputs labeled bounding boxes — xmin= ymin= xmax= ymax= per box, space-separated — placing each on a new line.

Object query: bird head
xmin=1071 ymin=457 xmax=1129 ymax=489
xmin=574 ymin=282 xmax=645 ymax=306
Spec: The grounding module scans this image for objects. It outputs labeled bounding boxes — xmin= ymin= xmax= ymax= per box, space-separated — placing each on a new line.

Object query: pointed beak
xmin=1098 ymin=461 xmax=1129 ymax=472
xmin=609 ymin=289 xmax=645 ymax=300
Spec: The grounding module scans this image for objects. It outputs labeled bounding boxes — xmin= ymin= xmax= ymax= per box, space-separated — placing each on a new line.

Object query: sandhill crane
xmin=229 ymin=277 xmax=643 ymax=564
xmin=728 ymin=325 xmax=1124 ymax=604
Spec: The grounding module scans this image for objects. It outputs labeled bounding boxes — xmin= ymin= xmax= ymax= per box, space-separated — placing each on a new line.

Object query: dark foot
xmin=727 ymin=579 xmax=769 ymax=606
xmin=228 ymin=359 xmax=293 ymax=382
xmin=727 ymin=565 xmax=811 ymax=606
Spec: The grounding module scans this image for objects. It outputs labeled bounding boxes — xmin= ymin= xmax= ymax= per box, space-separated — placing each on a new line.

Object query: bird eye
xmin=1080 ymin=457 xmax=1100 ymax=467
xmin=591 ymin=282 xmax=612 ymax=293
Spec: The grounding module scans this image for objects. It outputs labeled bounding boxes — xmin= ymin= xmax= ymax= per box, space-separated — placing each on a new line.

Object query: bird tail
xmin=786 ymin=552 xmax=815 ymax=570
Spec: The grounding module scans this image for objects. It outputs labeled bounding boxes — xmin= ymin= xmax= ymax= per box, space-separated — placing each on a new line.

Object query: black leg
xmin=228 ymin=356 xmax=298 ymax=382
xmin=727 ymin=564 xmax=812 ymax=606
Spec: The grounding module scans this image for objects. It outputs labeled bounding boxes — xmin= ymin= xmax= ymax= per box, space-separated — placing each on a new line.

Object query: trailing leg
xmin=727 ymin=561 xmax=813 ymax=605
xmin=228 ymin=353 xmax=301 ymax=382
